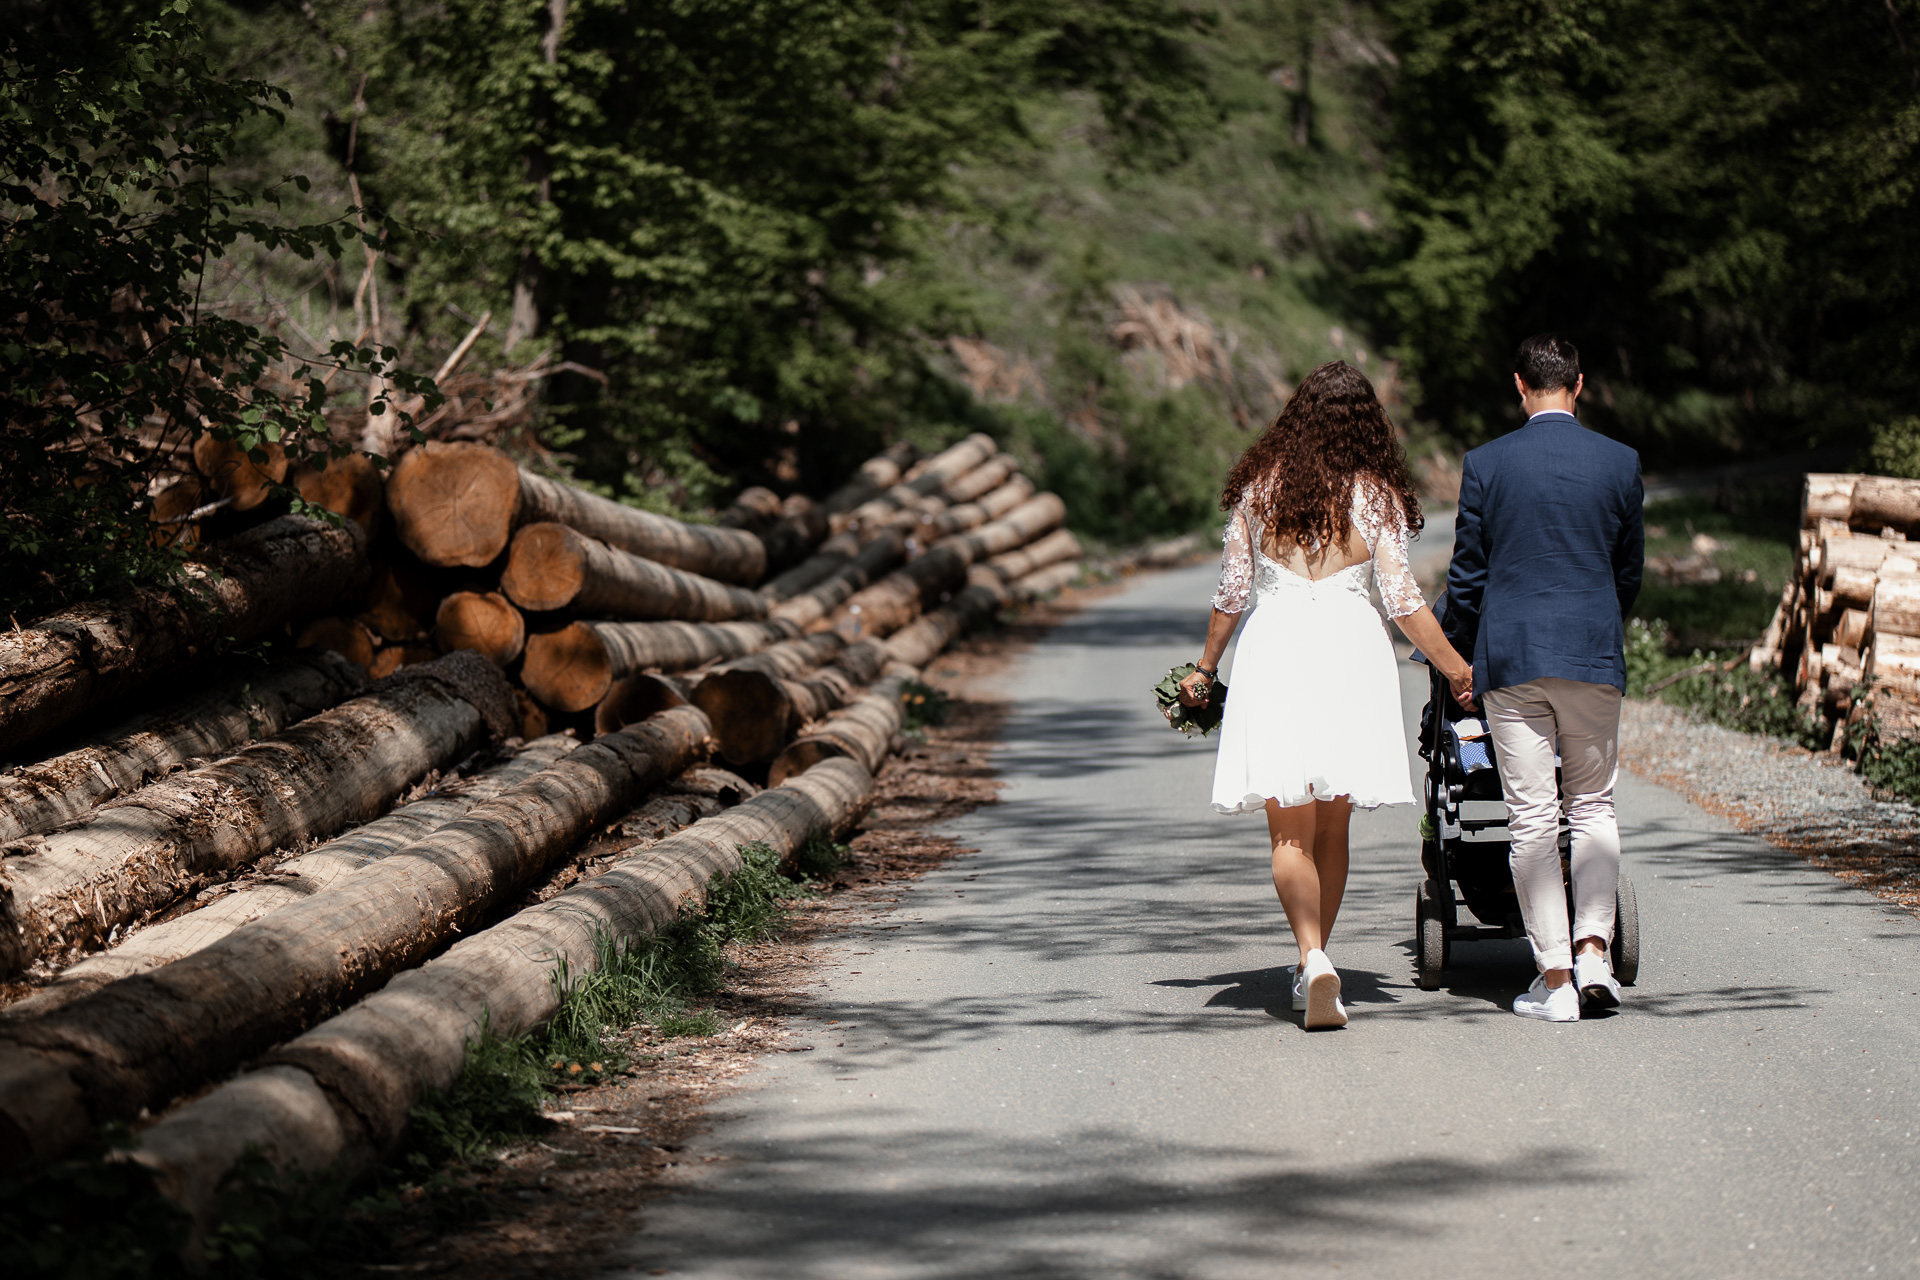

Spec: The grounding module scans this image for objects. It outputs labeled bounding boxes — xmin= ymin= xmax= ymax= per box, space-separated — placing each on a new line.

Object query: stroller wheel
xmin=1613 ymin=874 xmax=1641 ymax=986
xmin=1415 ymin=879 xmax=1446 ymax=990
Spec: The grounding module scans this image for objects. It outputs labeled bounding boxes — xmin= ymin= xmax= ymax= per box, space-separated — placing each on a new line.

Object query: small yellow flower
xmin=568 ymin=1062 xmax=583 ymax=1074
xmin=589 ymin=1062 xmax=605 ymax=1072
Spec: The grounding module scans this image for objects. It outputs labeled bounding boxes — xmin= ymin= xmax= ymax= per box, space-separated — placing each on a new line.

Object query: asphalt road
xmin=610 ymin=559 xmax=1920 ymax=1280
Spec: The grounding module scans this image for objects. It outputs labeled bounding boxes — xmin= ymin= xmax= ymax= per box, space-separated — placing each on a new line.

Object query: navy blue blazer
xmin=1442 ymin=411 xmax=1644 ymax=694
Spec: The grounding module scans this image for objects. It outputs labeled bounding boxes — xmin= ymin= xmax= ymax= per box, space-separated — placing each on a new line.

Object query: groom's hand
xmin=1448 ymin=668 xmax=1476 ymax=710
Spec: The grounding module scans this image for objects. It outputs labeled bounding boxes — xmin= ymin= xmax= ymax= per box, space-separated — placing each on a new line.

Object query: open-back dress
xmin=1209 ymin=478 xmax=1424 ymax=814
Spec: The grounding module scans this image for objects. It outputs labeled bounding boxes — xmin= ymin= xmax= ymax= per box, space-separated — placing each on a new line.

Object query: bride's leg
xmin=1265 ymin=798 xmax=1323 ymax=967
xmin=1312 ymin=797 xmax=1353 ymax=949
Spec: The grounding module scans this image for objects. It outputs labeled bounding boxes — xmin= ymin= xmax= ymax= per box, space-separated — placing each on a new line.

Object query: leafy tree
xmin=1375 ymin=0 xmax=1920 ymax=460
xmin=297 ymin=0 xmax=1212 ymax=504
xmin=0 ymin=1 xmax=430 ymax=618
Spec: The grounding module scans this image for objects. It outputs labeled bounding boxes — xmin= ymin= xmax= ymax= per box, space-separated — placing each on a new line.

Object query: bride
xmin=1179 ymin=361 xmax=1473 ymax=1029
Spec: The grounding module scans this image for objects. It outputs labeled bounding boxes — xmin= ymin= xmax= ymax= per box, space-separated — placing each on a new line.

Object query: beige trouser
xmin=1483 ymin=677 xmax=1622 ymax=973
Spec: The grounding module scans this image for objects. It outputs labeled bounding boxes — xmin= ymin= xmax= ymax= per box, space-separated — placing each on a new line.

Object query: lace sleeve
xmin=1211 ymin=502 xmax=1255 ymax=614
xmin=1355 ymin=482 xmax=1426 ymax=619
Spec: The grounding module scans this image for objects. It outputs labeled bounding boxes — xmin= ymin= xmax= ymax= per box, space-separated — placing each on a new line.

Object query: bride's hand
xmin=1177 ymin=668 xmax=1213 ymax=707
xmin=1447 ymin=664 xmax=1476 ymax=709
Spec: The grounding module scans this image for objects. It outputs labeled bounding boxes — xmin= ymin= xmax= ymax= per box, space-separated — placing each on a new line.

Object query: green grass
xmin=1632 ymin=495 xmax=1798 ymax=651
xmin=3 ymin=839 xmax=826 ymax=1279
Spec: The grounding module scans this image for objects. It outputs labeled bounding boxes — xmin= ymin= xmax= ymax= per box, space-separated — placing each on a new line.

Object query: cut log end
xmin=693 ymin=669 xmax=793 ymax=764
xmin=296 ymin=617 xmax=376 ymax=670
xmin=434 ymin=592 xmax=527 ymax=666
xmin=500 ymin=522 xmax=589 ymax=611
xmin=388 ymin=441 xmax=522 ymax=567
xmin=293 ymin=454 xmax=385 ymax=533
xmin=194 ymin=434 xmax=289 ymax=512
xmin=522 ymin=623 xmax=615 ymax=713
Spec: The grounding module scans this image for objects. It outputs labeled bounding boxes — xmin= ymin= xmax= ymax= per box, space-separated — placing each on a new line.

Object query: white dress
xmin=1209 ymin=479 xmax=1423 ymax=813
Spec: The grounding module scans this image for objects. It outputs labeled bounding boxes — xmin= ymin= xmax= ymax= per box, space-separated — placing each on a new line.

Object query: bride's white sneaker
xmin=1574 ymin=952 xmax=1621 ymax=1009
xmin=1512 ymin=974 xmax=1580 ymax=1022
xmin=1301 ymin=950 xmax=1347 ymax=1029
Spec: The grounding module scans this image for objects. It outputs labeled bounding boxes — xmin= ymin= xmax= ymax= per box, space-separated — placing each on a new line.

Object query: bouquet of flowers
xmin=1153 ymin=663 xmax=1227 ymax=737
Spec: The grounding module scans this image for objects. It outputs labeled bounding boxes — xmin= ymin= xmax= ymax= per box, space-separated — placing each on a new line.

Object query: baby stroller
xmin=1413 ymin=661 xmax=1641 ymax=992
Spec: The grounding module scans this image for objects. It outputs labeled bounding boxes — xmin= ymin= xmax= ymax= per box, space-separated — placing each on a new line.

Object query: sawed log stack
xmin=1754 ymin=472 xmax=1920 ymax=741
xmin=0 ymin=429 xmax=1086 ymax=1211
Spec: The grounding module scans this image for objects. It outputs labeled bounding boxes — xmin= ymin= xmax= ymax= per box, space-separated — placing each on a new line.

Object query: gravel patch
xmin=1620 ymin=698 xmax=1920 ymax=915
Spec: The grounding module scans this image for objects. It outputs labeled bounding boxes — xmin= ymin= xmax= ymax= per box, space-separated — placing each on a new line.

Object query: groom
xmin=1443 ymin=334 xmax=1644 ymax=1022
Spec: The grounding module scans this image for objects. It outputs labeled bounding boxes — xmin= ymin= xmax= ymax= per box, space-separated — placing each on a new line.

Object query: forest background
xmin=4 ymin=0 xmax=1918 ymax=621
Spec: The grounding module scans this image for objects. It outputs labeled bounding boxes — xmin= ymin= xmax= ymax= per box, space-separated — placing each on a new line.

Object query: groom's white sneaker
xmin=1301 ymin=950 xmax=1347 ymax=1029
xmin=1288 ymin=965 xmax=1306 ymax=1012
xmin=1512 ymin=975 xmax=1580 ymax=1022
xmin=1575 ymin=952 xmax=1621 ymax=1009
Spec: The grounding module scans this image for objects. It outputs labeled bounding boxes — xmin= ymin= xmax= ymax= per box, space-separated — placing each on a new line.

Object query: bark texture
xmin=521 ymin=619 xmax=799 ymax=713
xmin=515 ymin=468 xmax=765 ymax=584
xmin=768 ymin=671 xmax=910 ymax=786
xmin=0 ymin=516 xmax=369 ymax=751
xmin=501 ymin=523 xmax=768 ymax=620
xmin=0 ymin=707 xmax=709 ymax=1168
xmin=593 ymin=673 xmax=694 ymax=735
xmin=947 ymin=493 xmax=1067 ymax=561
xmin=822 ymin=442 xmax=921 ymax=516
xmin=1009 ymin=560 xmax=1081 ymax=601
xmin=758 ymin=530 xmax=860 ymax=602
xmin=843 ymin=435 xmax=995 ymax=530
xmin=885 ymin=577 xmax=1011 ymax=669
xmin=0 ymin=653 xmax=365 ymax=845
xmin=697 ymin=640 xmax=890 ymax=765
xmin=830 ymin=544 xmax=972 ymax=641
xmin=0 ymin=652 xmax=515 ymax=979
xmin=5 ymin=736 xmax=580 ymax=1018
xmin=769 ymin=530 xmax=908 ymax=629
xmin=433 ymin=592 xmax=527 ymax=666
xmin=986 ymin=527 xmax=1082 ymax=582
xmin=917 ymin=475 xmax=1035 ymax=538
xmin=130 ymin=756 xmax=874 ymax=1226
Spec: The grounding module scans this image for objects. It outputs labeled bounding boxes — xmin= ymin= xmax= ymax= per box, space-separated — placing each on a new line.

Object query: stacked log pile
xmin=0 ymin=430 xmax=1083 ymax=1217
xmin=1754 ymin=473 xmax=1920 ymax=738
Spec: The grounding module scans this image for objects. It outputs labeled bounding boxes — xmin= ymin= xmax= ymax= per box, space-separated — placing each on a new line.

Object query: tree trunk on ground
xmin=129 ymin=756 xmax=874 ymax=1228
xmin=594 ymin=672 xmax=695 ymax=735
xmin=717 ymin=486 xmax=782 ymax=532
xmin=769 ymin=530 xmax=908 ymax=629
xmin=0 ymin=516 xmax=368 ymax=751
xmin=4 ymin=736 xmax=581 ymax=1019
xmin=1849 ymin=477 xmax=1920 ymax=531
xmin=1010 ymin=561 xmax=1081 ymax=601
xmin=291 ymin=455 xmax=384 ymax=534
xmin=501 ymin=523 xmax=768 ymax=620
xmin=433 ymin=592 xmax=526 ymax=665
xmin=844 ymin=435 xmax=996 ymax=531
xmin=0 ymin=652 xmax=516 ymax=980
xmin=520 ymin=619 xmax=800 ymax=712
xmin=388 ymin=443 xmax=765 ymax=582
xmin=914 ymin=475 xmax=1035 ymax=539
xmin=941 ymin=453 xmax=1019 ymax=505
xmin=697 ymin=640 xmax=891 ymax=765
xmin=830 ymin=544 xmax=973 ymax=642
xmin=193 ymin=434 xmax=288 ymax=512
xmin=758 ymin=530 xmax=860 ymax=602
xmin=525 ymin=763 xmax=757 ymax=903
xmin=296 ymin=616 xmax=377 ymax=669
xmin=756 ymin=496 xmax=830 ymax=573
xmin=0 ymin=706 xmax=709 ymax=1168
xmin=947 ymin=493 xmax=1067 ymax=562
xmin=885 ymin=576 xmax=1010 ymax=669
xmin=823 ymin=442 xmax=921 ymax=516
xmin=987 ymin=527 xmax=1081 ymax=582
xmin=768 ymin=670 xmax=911 ymax=785
xmin=0 ymin=653 xmax=364 ymax=846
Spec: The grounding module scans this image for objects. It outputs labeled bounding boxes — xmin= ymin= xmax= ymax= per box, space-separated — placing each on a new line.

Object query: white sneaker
xmin=1301 ymin=950 xmax=1348 ymax=1029
xmin=1512 ymin=975 xmax=1580 ymax=1022
xmin=1575 ymin=952 xmax=1621 ymax=1009
xmin=1288 ymin=965 xmax=1306 ymax=1012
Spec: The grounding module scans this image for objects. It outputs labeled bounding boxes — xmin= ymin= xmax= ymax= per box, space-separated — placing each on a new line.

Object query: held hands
xmin=1445 ymin=664 xmax=1476 ymax=710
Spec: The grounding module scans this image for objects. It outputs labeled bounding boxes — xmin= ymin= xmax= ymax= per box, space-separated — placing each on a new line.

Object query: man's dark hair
xmin=1513 ymin=333 xmax=1581 ymax=393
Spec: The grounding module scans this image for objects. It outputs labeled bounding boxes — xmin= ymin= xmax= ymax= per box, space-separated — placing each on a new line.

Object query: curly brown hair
xmin=1221 ymin=360 xmax=1422 ymax=552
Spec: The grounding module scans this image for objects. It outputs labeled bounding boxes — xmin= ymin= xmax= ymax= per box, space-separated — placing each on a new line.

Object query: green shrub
xmin=1848 ymin=718 xmax=1920 ymax=804
xmin=1867 ymin=415 xmax=1920 ymax=480
xmin=899 ymin=680 xmax=952 ymax=730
